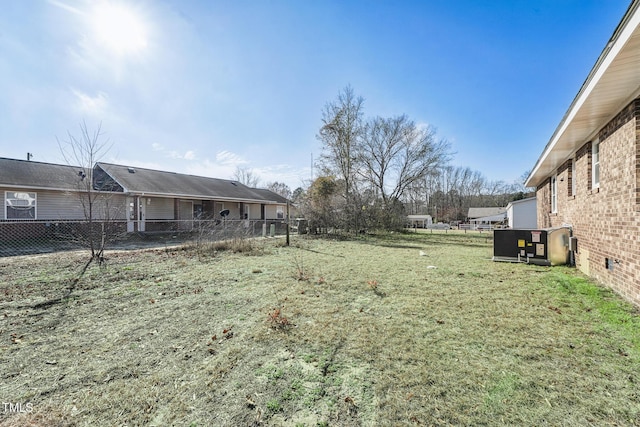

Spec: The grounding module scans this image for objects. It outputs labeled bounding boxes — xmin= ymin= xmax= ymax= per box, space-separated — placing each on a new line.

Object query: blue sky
xmin=0 ymin=0 xmax=630 ymax=190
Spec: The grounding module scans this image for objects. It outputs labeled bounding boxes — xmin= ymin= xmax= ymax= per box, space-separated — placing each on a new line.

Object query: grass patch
xmin=1 ymin=231 xmax=639 ymax=425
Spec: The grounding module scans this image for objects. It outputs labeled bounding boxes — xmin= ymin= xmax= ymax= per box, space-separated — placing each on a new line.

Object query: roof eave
xmin=0 ymin=184 xmax=81 ymax=192
xmin=526 ymin=0 xmax=640 ymax=188
xmin=124 ymin=190 xmax=281 ymax=204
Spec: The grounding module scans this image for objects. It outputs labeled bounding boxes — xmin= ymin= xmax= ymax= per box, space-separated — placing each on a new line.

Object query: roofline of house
xmin=506 ymin=196 xmax=536 ymax=205
xmin=96 ymin=162 xmax=243 ymax=186
xmin=505 ymin=197 xmax=536 ymax=209
xmin=0 ymin=184 xmax=129 ymax=197
xmin=0 ymin=159 xmax=288 ymax=204
xmin=525 ymin=0 xmax=640 ymax=188
xmin=0 ymin=184 xmax=79 ymax=193
xmin=0 ymin=157 xmax=81 ymax=168
xmin=123 ymin=191 xmax=282 ymax=204
xmin=94 ymin=163 xmax=284 ymax=204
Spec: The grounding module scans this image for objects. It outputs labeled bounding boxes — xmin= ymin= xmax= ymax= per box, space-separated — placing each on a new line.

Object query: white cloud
xmin=215 ymin=150 xmax=248 ymax=166
xmin=150 ymin=142 xmax=197 ymax=161
xmin=46 ymin=0 xmax=83 ymax=16
xmin=186 ymin=159 xmax=236 ymax=181
xmin=167 ymin=150 xmax=197 ymax=160
xmin=72 ymin=89 xmax=109 ymax=116
xmin=253 ymin=164 xmax=312 ymax=189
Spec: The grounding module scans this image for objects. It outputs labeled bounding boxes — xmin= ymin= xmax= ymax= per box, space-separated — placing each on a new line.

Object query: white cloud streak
xmin=72 ymin=89 xmax=109 ymax=116
xmin=215 ymin=150 xmax=248 ymax=166
xmin=46 ymin=0 xmax=84 ymax=16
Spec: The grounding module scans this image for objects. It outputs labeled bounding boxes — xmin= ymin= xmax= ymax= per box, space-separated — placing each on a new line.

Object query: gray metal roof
xmin=467 ymin=207 xmax=506 ymax=219
xmin=0 ymin=157 xmax=87 ymax=191
xmin=96 ymin=162 xmax=284 ymax=203
xmin=470 ymin=213 xmax=507 ymax=223
xmin=0 ymin=158 xmax=290 ymax=204
xmin=249 ymin=188 xmax=290 ymax=204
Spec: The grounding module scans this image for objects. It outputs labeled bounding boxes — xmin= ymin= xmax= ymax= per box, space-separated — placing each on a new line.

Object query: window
xmin=551 ymin=174 xmax=557 ymax=213
xmin=592 ymin=140 xmax=600 ymax=188
xmin=5 ymin=191 xmax=36 ymax=219
xmin=571 ymin=157 xmax=576 ymax=196
xmin=276 ymin=205 xmax=284 ymax=219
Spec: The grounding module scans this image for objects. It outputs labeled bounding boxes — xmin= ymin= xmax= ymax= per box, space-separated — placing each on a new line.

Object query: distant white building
xmin=505 ymin=197 xmax=537 ymax=229
xmin=467 ymin=207 xmax=507 ymax=228
xmin=407 ymin=214 xmax=432 ymax=228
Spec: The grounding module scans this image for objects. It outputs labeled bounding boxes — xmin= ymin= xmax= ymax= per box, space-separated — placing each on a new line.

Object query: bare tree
xmin=58 ymin=121 xmax=119 ymax=261
xmin=233 ymin=166 xmax=261 ymax=188
xmin=317 ymin=85 xmax=365 ymax=231
xmin=358 ymin=115 xmax=450 ymax=228
xmin=266 ymin=181 xmax=292 ymax=199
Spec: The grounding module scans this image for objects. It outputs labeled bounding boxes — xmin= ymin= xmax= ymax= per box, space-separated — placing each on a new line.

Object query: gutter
xmin=124 ymin=191 xmax=281 ymax=205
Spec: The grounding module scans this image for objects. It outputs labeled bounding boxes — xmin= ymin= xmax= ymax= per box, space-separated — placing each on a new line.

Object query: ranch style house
xmin=525 ymin=0 xmax=640 ymax=306
xmin=1 ymin=157 xmax=289 ymax=237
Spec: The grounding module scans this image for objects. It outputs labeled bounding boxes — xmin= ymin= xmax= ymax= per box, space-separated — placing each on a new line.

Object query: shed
xmin=505 ymin=197 xmax=537 ymax=229
xmin=407 ymin=214 xmax=432 ymax=228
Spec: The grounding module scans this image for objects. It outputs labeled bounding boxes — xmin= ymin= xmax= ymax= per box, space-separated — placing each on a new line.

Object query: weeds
xmin=292 ymin=252 xmax=309 ymax=281
xmin=190 ymin=222 xmax=258 ymax=257
xmin=367 ymin=279 xmax=386 ymax=297
xmin=266 ymin=399 xmax=282 ymax=413
xmin=267 ymin=306 xmax=291 ymax=330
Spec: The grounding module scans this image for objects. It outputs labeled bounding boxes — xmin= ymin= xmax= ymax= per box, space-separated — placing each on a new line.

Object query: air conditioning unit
xmin=493 ymin=227 xmax=571 ymax=266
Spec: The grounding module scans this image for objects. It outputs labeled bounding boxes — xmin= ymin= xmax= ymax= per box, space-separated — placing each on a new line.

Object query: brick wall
xmin=535 ymin=98 xmax=640 ymax=306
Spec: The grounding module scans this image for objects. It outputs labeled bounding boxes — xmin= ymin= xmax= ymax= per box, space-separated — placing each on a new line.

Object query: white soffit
xmin=526 ymin=2 xmax=640 ymax=187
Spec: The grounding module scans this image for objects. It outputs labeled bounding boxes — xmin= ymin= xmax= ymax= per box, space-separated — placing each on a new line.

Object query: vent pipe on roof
xmin=27 ymin=153 xmax=33 ymax=161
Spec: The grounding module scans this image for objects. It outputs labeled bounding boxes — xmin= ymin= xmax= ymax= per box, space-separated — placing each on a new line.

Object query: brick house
xmin=525 ymin=0 xmax=640 ymax=306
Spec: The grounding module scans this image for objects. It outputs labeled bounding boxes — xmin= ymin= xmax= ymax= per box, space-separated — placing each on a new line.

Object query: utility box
xmin=493 ymin=227 xmax=571 ymax=266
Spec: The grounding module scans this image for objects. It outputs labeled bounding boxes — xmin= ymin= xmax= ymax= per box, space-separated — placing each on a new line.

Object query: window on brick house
xmin=5 ymin=191 xmax=37 ymax=219
xmin=551 ymin=174 xmax=557 ymax=213
xmin=592 ymin=140 xmax=600 ymax=188
xmin=570 ymin=157 xmax=576 ymax=196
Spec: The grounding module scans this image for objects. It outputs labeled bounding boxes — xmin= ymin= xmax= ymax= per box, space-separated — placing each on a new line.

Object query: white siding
xmin=247 ymin=203 xmax=262 ymax=220
xmin=92 ymin=194 xmax=127 ymax=220
xmin=507 ymin=198 xmax=537 ymax=229
xmin=264 ymin=204 xmax=287 ymax=220
xmin=512 ymin=201 xmax=537 ymax=229
xmin=145 ymin=197 xmax=174 ymax=220
xmin=227 ymin=203 xmax=241 ymax=219
xmin=2 ymin=187 xmax=126 ymax=220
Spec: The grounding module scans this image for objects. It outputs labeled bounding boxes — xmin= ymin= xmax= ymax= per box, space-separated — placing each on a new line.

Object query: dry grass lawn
xmin=1 ymin=231 xmax=639 ymax=426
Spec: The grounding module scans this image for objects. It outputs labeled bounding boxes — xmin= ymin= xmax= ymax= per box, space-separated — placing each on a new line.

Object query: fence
xmin=458 ymin=223 xmax=497 ymax=231
xmin=0 ymin=219 xmax=291 ymax=257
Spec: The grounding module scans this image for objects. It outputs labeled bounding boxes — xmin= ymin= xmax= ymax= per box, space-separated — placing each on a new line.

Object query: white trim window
xmin=276 ymin=205 xmax=284 ymax=219
xmin=592 ymin=140 xmax=600 ymax=189
xmin=551 ymin=174 xmax=557 ymax=213
xmin=5 ymin=191 xmax=37 ymax=219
